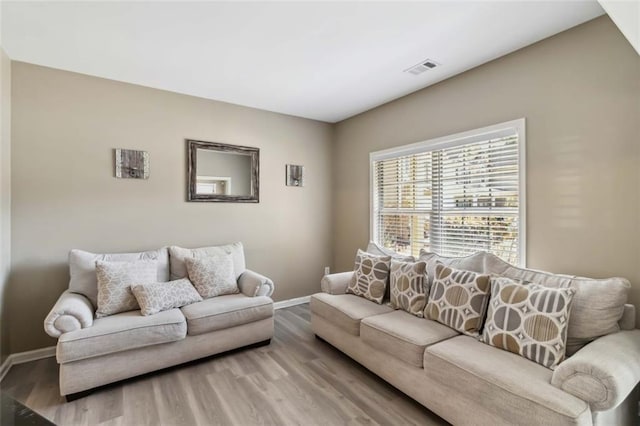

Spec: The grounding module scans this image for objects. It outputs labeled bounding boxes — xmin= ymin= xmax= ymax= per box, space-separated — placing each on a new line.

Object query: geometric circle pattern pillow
xmin=424 ymin=263 xmax=491 ymax=337
xmin=131 ymin=278 xmax=203 ymax=316
xmin=389 ymin=260 xmax=427 ymax=317
xmin=185 ymin=254 xmax=239 ymax=299
xmin=481 ymin=277 xmax=575 ymax=369
xmin=95 ymin=260 xmax=159 ymax=318
xmin=346 ymin=249 xmax=391 ymax=304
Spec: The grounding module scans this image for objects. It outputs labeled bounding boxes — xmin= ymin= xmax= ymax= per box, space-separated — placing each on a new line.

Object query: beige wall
xmin=0 ymin=48 xmax=11 ymax=364
xmin=10 ymin=63 xmax=333 ymax=353
xmin=333 ymin=16 xmax=640 ymax=323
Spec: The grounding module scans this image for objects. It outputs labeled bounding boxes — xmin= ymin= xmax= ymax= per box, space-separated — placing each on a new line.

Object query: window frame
xmin=369 ymin=118 xmax=527 ymax=266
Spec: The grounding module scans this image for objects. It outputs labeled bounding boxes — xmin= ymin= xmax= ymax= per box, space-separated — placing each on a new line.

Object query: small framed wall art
xmin=114 ymin=148 xmax=149 ymax=179
xmin=286 ymin=164 xmax=304 ymax=187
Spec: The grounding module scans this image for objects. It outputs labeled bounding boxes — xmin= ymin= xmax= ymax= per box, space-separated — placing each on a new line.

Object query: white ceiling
xmin=1 ymin=1 xmax=605 ymax=123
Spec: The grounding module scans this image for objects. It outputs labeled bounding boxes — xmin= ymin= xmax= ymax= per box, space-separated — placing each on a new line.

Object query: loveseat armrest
xmin=551 ymin=329 xmax=640 ymax=411
xmin=320 ymin=271 xmax=354 ymax=295
xmin=238 ymin=269 xmax=275 ymax=297
xmin=44 ymin=291 xmax=94 ymax=338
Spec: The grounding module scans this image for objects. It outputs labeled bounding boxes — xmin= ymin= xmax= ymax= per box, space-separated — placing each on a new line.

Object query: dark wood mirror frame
xmin=187 ymin=139 xmax=260 ymax=203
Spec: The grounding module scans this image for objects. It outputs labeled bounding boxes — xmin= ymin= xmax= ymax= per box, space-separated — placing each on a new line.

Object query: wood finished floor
xmin=1 ymin=304 xmax=447 ymax=426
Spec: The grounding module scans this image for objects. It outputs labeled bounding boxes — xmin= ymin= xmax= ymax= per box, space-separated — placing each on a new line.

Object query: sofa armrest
xmin=551 ymin=329 xmax=640 ymax=411
xmin=320 ymin=271 xmax=354 ymax=295
xmin=44 ymin=291 xmax=94 ymax=338
xmin=238 ymin=269 xmax=275 ymax=297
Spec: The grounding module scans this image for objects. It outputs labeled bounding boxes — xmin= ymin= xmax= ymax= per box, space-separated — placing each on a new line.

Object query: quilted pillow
xmin=185 ymin=255 xmax=239 ymax=298
xmin=424 ymin=263 xmax=491 ymax=336
xmin=482 ymin=277 xmax=575 ymax=369
xmin=131 ymin=278 xmax=203 ymax=316
xmin=346 ymin=249 xmax=391 ymax=304
xmin=95 ymin=260 xmax=158 ymax=318
xmin=389 ymin=260 xmax=428 ymax=317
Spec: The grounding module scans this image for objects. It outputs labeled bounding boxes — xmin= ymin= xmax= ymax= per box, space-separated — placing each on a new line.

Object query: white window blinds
xmin=372 ymin=120 xmax=524 ymax=265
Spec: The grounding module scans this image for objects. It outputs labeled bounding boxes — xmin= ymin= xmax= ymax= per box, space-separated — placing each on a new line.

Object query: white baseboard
xmin=0 ymin=296 xmax=312 ymax=381
xmin=0 ymin=346 xmax=56 ymax=382
xmin=274 ymin=295 xmax=311 ymax=310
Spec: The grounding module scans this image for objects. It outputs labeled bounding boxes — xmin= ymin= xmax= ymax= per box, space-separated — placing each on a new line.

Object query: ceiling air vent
xmin=404 ymin=59 xmax=440 ymax=75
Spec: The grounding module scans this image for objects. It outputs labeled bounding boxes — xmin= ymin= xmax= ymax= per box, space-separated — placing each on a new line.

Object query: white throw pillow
xmin=69 ymin=248 xmax=170 ymax=307
xmin=95 ymin=260 xmax=158 ymax=318
xmin=185 ymin=255 xmax=239 ymax=298
xmin=131 ymin=278 xmax=203 ymax=316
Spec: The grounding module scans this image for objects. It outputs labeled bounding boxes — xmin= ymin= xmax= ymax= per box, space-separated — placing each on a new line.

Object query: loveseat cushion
xmin=309 ymin=293 xmax=393 ymax=336
xmin=180 ymin=294 xmax=273 ymax=336
xmin=361 ymin=311 xmax=458 ymax=368
xmin=424 ymin=335 xmax=589 ymax=424
xmin=57 ymin=309 xmax=186 ymax=363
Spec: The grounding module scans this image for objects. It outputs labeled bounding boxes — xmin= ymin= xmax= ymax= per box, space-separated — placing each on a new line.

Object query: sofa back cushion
xmin=481 ymin=253 xmax=630 ymax=355
xmin=69 ymin=247 xmax=170 ymax=307
xmin=168 ymin=242 xmax=246 ymax=281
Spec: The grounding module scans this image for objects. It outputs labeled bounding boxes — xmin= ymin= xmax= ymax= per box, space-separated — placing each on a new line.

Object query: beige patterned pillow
xmin=346 ymin=249 xmax=391 ymax=304
xmin=185 ymin=255 xmax=239 ymax=298
xmin=482 ymin=277 xmax=575 ymax=369
xmin=131 ymin=278 xmax=203 ymax=316
xmin=389 ymin=260 xmax=427 ymax=317
xmin=425 ymin=263 xmax=491 ymax=336
xmin=95 ymin=260 xmax=158 ymax=318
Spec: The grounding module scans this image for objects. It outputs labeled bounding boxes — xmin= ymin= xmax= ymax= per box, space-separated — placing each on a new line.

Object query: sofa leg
xmin=65 ymin=389 xmax=92 ymax=402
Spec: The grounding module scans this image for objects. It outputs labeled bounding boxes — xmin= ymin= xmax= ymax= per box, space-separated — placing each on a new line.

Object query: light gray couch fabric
xmin=59 ymin=317 xmax=273 ymax=395
xmin=311 ymin=313 xmax=593 ymax=425
xmin=361 ymin=310 xmax=458 ymax=368
xmin=619 ymin=304 xmax=636 ymax=330
xmin=552 ymin=329 xmax=640 ymax=411
xmin=44 ymin=290 xmax=94 ymax=337
xmin=238 ymin=269 xmax=275 ymax=297
xmin=320 ymin=271 xmax=353 ymax=295
xmin=57 ymin=308 xmax=186 ymax=363
xmin=180 ymin=294 xmax=273 ymax=335
xmin=309 ymin=292 xmax=393 ymax=335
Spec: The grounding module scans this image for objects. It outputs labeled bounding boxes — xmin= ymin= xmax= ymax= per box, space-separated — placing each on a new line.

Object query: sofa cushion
xmin=57 ymin=309 xmax=186 ymax=363
xmin=185 ymin=255 xmax=239 ymax=298
xmin=482 ymin=277 xmax=575 ymax=369
xmin=346 ymin=249 xmax=391 ymax=304
xmin=180 ymin=294 xmax=273 ymax=336
xmin=69 ymin=247 xmax=170 ymax=307
xmin=424 ymin=335 xmax=589 ymax=424
xmin=481 ymin=252 xmax=630 ymax=355
xmin=389 ymin=260 xmax=428 ymax=317
xmin=95 ymin=260 xmax=159 ymax=318
xmin=168 ymin=242 xmax=246 ymax=281
xmin=131 ymin=278 xmax=203 ymax=316
xmin=361 ymin=311 xmax=458 ymax=368
xmin=424 ymin=264 xmax=491 ymax=337
xmin=309 ymin=293 xmax=393 ymax=336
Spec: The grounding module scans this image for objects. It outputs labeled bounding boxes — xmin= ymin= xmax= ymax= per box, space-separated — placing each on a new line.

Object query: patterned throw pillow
xmin=346 ymin=250 xmax=391 ymax=304
xmin=424 ymin=263 xmax=491 ymax=336
xmin=185 ymin=255 xmax=239 ymax=298
xmin=482 ymin=277 xmax=575 ymax=369
xmin=95 ymin=260 xmax=158 ymax=318
xmin=389 ymin=260 xmax=428 ymax=317
xmin=131 ymin=278 xmax=203 ymax=316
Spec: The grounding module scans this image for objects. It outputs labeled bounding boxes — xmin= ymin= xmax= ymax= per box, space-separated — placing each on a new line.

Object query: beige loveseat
xmin=44 ymin=242 xmax=275 ymax=399
xmin=311 ymin=246 xmax=640 ymax=425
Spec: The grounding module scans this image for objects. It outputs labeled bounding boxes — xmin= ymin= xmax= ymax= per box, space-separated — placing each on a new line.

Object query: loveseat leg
xmin=65 ymin=389 xmax=92 ymax=402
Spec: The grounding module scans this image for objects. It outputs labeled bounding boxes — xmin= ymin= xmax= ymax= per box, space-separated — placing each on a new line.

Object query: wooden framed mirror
xmin=187 ymin=139 xmax=259 ymax=202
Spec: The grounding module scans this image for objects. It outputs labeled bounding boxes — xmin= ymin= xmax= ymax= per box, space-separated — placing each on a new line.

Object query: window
xmin=370 ymin=119 xmax=525 ymax=266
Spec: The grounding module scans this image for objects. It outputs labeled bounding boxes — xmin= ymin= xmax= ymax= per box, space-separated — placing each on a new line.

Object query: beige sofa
xmin=311 ymin=248 xmax=640 ymax=426
xmin=44 ymin=242 xmax=275 ymax=399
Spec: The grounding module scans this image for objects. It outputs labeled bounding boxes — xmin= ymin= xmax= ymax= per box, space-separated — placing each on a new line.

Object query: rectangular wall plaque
xmin=115 ymin=148 xmax=149 ymax=179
